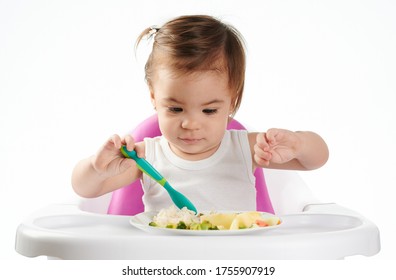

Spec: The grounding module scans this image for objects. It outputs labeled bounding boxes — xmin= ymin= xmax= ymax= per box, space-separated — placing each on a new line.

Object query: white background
xmin=1 ymin=0 xmax=395 ymax=267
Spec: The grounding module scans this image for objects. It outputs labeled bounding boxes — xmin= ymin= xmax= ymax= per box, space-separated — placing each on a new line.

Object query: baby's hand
xmin=254 ymin=129 xmax=300 ymax=166
xmin=91 ymin=134 xmax=140 ymax=177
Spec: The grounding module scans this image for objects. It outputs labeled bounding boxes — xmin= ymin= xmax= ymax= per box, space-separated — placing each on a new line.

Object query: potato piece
xmin=229 ymin=212 xmax=262 ymax=230
xmin=262 ymin=216 xmax=281 ymax=226
xmin=200 ymin=213 xmax=237 ymax=229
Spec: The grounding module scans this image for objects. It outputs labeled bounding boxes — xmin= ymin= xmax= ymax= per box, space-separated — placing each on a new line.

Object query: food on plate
xmin=148 ymin=205 xmax=281 ymax=230
xmin=148 ymin=205 xmax=200 ymax=229
xmin=199 ymin=213 xmax=237 ymax=229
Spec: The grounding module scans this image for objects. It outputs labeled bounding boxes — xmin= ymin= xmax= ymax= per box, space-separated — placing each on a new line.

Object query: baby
xmin=72 ymin=15 xmax=329 ymax=211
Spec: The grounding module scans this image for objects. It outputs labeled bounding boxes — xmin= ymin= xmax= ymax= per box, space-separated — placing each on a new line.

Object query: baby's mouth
xmin=179 ymin=138 xmax=203 ymax=144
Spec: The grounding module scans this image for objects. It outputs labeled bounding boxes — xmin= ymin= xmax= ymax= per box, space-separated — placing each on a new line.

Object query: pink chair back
xmin=107 ymin=115 xmax=274 ymax=215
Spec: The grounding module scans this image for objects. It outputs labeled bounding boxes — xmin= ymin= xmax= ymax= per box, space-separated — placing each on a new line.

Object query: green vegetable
xmin=189 ymin=223 xmax=200 ymax=230
xmin=176 ymin=221 xmax=187 ymax=229
xmin=149 ymin=218 xmax=220 ymax=230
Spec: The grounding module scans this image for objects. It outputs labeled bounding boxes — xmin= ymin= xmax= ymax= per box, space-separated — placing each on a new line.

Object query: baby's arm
xmin=71 ymin=134 xmax=144 ymax=198
xmin=249 ymin=129 xmax=329 ymax=170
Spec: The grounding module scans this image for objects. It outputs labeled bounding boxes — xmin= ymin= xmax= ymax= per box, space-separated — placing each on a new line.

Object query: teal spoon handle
xmin=120 ymin=147 xmax=166 ymax=185
xmin=120 ymin=146 xmax=197 ymax=213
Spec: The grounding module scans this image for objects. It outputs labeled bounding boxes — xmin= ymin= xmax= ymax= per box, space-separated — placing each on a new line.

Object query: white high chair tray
xmin=15 ymin=203 xmax=380 ymax=259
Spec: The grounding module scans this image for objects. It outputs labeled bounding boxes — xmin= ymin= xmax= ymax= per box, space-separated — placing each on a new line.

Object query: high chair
xmin=15 ymin=115 xmax=381 ymax=259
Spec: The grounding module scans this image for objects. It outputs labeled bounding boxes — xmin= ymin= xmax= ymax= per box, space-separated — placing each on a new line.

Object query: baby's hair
xmin=136 ymin=15 xmax=246 ymax=116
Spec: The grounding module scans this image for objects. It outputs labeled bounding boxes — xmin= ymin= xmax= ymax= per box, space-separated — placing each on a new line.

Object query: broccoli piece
xmin=209 ymin=225 xmax=219 ymax=230
xmin=199 ymin=220 xmax=212 ymax=230
xmin=176 ymin=221 xmax=187 ymax=229
xmin=149 ymin=222 xmax=157 ymax=227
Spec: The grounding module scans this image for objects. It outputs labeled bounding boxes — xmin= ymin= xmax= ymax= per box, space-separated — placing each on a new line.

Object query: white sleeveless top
xmin=142 ymin=130 xmax=256 ymax=212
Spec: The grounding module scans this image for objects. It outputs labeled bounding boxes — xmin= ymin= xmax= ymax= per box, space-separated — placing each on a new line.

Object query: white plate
xmin=129 ymin=211 xmax=281 ymax=236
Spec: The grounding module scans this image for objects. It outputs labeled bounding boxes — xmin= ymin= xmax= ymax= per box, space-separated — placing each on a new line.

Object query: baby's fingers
xmin=108 ymin=134 xmax=122 ymax=149
xmin=121 ymin=135 xmax=145 ymax=159
xmin=265 ymin=128 xmax=280 ymax=146
xmin=254 ymin=154 xmax=271 ymax=167
xmin=253 ymin=142 xmax=272 ymax=166
xmin=122 ymin=134 xmax=135 ymax=151
xmin=256 ymin=133 xmax=270 ymax=150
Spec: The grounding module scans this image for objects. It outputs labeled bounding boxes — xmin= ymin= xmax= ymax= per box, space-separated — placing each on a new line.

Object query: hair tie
xmin=149 ymin=26 xmax=160 ymax=37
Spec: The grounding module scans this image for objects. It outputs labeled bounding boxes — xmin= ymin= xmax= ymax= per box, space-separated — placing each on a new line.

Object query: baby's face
xmin=150 ymin=68 xmax=233 ymax=161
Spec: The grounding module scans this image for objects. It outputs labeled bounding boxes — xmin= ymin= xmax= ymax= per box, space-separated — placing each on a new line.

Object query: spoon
xmin=120 ymin=146 xmax=197 ymax=213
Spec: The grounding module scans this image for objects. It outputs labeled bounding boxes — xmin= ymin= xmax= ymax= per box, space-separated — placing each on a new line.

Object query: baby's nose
xmin=181 ymin=117 xmax=201 ymax=130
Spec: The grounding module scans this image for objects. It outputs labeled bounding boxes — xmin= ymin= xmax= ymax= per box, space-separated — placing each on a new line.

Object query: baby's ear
xmin=150 ymin=91 xmax=156 ymax=108
xmin=228 ymin=102 xmax=236 ymax=116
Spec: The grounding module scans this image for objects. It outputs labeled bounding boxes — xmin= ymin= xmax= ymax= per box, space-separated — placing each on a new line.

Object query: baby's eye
xmin=202 ymin=108 xmax=218 ymax=115
xmin=168 ymin=107 xmax=183 ymax=113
